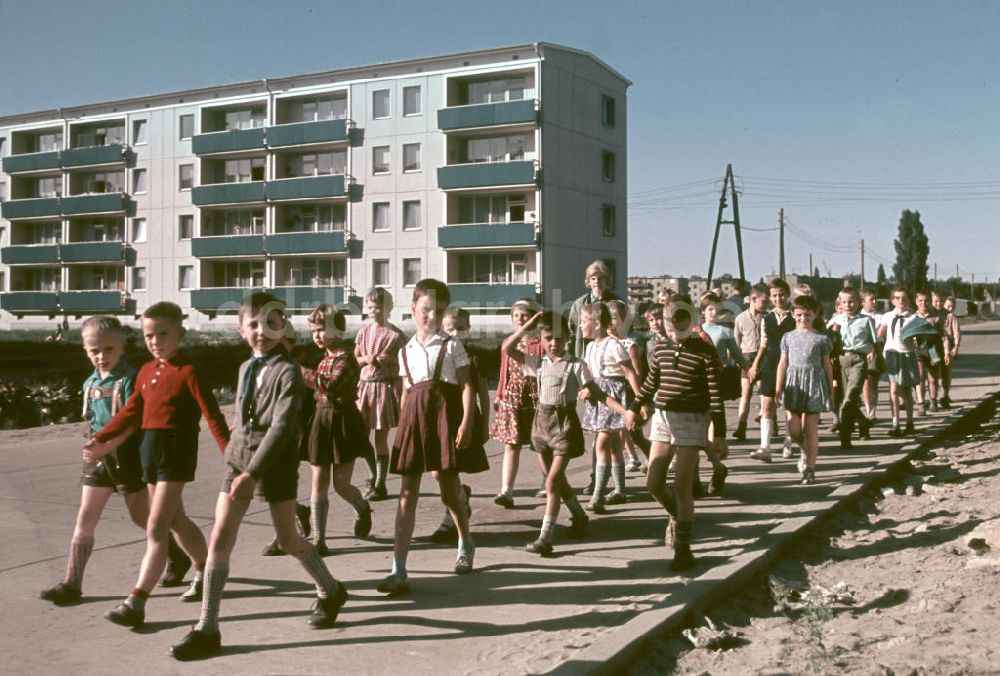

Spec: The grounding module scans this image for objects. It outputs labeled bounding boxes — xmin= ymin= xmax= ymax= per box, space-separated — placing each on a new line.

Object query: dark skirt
xmin=308 ymin=400 xmax=373 ymax=466
xmin=390 ymin=380 xmax=489 ymax=476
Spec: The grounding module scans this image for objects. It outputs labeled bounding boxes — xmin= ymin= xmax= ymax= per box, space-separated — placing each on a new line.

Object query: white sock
xmin=892 ymin=414 xmax=900 ymax=428
xmin=539 ymin=517 xmax=555 ymax=543
xmin=501 ymin=484 xmax=512 ymax=497
xmin=760 ymin=418 xmax=773 ymax=450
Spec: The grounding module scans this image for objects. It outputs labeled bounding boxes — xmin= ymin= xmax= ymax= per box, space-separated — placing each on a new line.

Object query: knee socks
xmin=593 ymin=463 xmax=609 ymax=501
xmin=375 ymin=456 xmax=389 ymax=489
xmin=299 ymin=544 xmax=338 ymax=598
xmin=195 ymin=562 xmax=229 ymax=633
xmin=311 ymin=497 xmax=329 ymax=545
xmin=760 ymin=417 xmax=773 ymax=450
xmin=539 ymin=516 xmax=555 ymax=543
xmin=65 ymin=536 xmax=94 ymax=590
xmin=612 ymin=462 xmax=626 ymax=494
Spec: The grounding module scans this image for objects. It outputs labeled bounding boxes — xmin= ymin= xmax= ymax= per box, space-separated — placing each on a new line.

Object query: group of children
xmin=39 ymin=267 xmax=963 ymax=660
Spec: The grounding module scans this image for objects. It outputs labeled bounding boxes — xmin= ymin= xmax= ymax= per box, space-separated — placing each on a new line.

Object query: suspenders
xmin=82 ymin=379 xmax=124 ymax=422
xmin=400 ymin=336 xmax=452 ymax=389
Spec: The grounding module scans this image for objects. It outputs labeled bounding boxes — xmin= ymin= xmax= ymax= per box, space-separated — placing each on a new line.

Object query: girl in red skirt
xmin=303 ymin=305 xmax=373 ymax=556
xmin=378 ymin=279 xmax=480 ymax=595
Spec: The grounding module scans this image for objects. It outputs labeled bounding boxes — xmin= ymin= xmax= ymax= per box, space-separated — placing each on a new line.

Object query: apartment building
xmin=0 ymin=43 xmax=629 ymax=330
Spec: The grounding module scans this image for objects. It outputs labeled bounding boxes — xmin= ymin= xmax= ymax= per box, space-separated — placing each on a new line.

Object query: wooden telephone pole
xmin=706 ymin=164 xmax=746 ymax=287
xmin=779 ymin=208 xmax=786 ymax=279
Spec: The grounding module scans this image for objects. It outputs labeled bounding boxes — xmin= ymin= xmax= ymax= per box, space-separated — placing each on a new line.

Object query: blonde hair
xmin=791 ymin=283 xmax=814 ymax=300
xmin=583 ymin=259 xmax=612 ymax=286
xmin=81 ymin=315 xmax=125 ymax=337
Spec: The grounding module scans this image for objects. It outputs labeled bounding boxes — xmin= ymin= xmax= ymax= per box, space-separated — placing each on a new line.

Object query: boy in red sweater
xmin=84 ymin=301 xmax=230 ymax=628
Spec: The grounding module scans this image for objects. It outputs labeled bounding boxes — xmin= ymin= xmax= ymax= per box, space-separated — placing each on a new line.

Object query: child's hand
xmin=774 ymin=388 xmax=783 ymax=404
xmin=578 ymin=388 xmax=592 ymax=401
xmin=82 ymin=439 xmax=111 ymax=464
xmin=229 ymin=472 xmax=257 ymax=502
xmin=456 ymin=422 xmax=471 ymax=449
xmin=624 ymin=410 xmax=639 ymax=431
xmin=640 ymin=404 xmax=651 ymax=420
xmin=747 ymin=365 xmax=758 ymax=383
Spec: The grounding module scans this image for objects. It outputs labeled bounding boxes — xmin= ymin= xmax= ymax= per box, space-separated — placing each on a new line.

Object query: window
xmin=132 ymin=266 xmax=147 ymax=291
xmin=372 ymin=89 xmax=390 ymax=119
xmin=77 ymin=171 xmax=122 ymax=194
xmin=466 ymin=77 xmax=528 ymax=104
xmin=37 ymin=176 xmax=62 ymax=198
xmin=132 ymin=119 xmax=148 ymax=145
xmin=131 ymin=218 xmax=147 ymax=243
xmin=403 ymin=258 xmax=422 ymax=286
xmin=33 ymin=131 xmax=62 ymax=153
xmin=179 ymin=114 xmax=194 ymax=140
xmin=457 ymin=194 xmax=525 ymax=223
xmin=602 ymin=95 xmax=616 ymax=128
xmin=402 ymin=200 xmax=421 ymax=231
xmin=201 ymin=209 xmax=264 ymax=236
xmin=602 ymin=151 xmax=615 ymax=182
xmin=179 ymin=164 xmax=194 ymax=190
xmin=402 ymin=143 xmax=421 ymax=172
xmin=464 ymin=135 xmax=526 ymax=163
xmin=223 ymin=158 xmax=265 ymax=183
xmin=0 ymin=181 xmax=6 ymax=202
xmin=285 ymin=96 xmax=347 ymax=123
xmin=372 ymin=202 xmax=390 ymax=232
xmin=372 ymin=259 xmax=390 ymax=286
xmin=178 ymin=265 xmax=194 ymax=290
xmin=403 ymin=86 xmax=421 ymax=116
xmin=372 ymin=146 xmax=390 ymax=174
xmin=132 ymin=168 xmax=148 ymax=194
xmin=222 ymin=108 xmax=266 ymax=130
xmin=602 ymin=204 xmax=616 ymax=236
xmin=213 ymin=260 xmax=264 ymax=288
xmin=74 ymin=123 xmax=125 ymax=147
xmin=282 ymin=258 xmax=346 ymax=287
xmin=178 ymin=214 xmax=194 ymax=240
xmin=277 ymin=204 xmax=345 ymax=232
xmin=456 ymin=253 xmax=531 ymax=284
xmin=283 ymin=150 xmax=346 ymax=177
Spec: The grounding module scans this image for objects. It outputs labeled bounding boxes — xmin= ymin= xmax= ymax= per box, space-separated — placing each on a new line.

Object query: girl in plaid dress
xmin=490 ymin=298 xmax=543 ymax=508
xmin=354 ymin=288 xmax=405 ymax=501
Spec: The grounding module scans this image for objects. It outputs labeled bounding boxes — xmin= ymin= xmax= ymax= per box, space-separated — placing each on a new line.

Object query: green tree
xmin=892 ymin=210 xmax=930 ymax=292
xmin=876 ymin=264 xmax=887 ymax=285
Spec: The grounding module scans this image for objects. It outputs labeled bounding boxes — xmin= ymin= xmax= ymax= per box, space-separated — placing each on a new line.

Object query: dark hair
xmin=645 ymin=302 xmax=664 ymax=317
xmin=307 ymin=303 xmax=346 ymax=332
xmin=536 ymin=310 xmax=570 ymax=337
xmin=412 ymin=278 xmax=450 ymax=307
xmin=751 ymin=283 xmax=769 ymax=298
xmin=582 ymin=302 xmax=612 ymax=329
xmin=768 ymin=278 xmax=791 ymax=295
xmin=792 ymin=294 xmax=820 ymax=315
xmin=81 ymin=315 xmax=124 ymax=337
xmin=838 ymin=287 xmax=860 ymax=301
xmin=143 ymin=301 xmax=184 ymax=325
xmin=238 ymin=292 xmax=285 ymax=321
xmin=699 ymin=292 xmax=720 ymax=312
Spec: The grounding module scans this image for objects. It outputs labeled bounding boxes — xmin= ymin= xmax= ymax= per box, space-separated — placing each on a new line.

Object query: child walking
xmin=303 ymin=304 xmax=373 ymax=556
xmin=860 ymin=290 xmax=885 ymax=422
xmin=732 ymin=284 xmax=768 ymax=440
xmin=940 ymin=295 xmax=961 ymax=407
xmin=85 ymin=302 xmax=230 ymax=628
xmin=355 ymin=288 xmax=405 ymax=501
xmin=490 ymin=298 xmax=544 ymax=508
xmin=877 ymin=287 xmax=918 ymax=437
xmin=775 ymin=295 xmax=834 ymax=484
xmin=748 ymin=278 xmax=796 ymax=462
xmin=170 ymin=293 xmax=348 ymax=660
xmin=608 ymin=299 xmax=651 ymax=472
xmin=378 ymin=279 xmax=479 ymax=595
xmin=914 ymin=291 xmax=943 ymax=414
xmin=827 ymin=289 xmax=877 ymax=447
xmin=41 ymin=316 xmax=190 ymax=606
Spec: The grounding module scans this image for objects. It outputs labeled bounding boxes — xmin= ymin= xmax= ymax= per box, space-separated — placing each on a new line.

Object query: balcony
xmin=59 ymin=290 xmax=135 ymax=314
xmin=191 ymin=287 xmax=264 ymax=315
xmin=448 ymin=283 xmax=537 ymax=307
xmin=0 ymin=291 xmax=61 ymax=314
xmin=267 ymin=175 xmax=347 ymax=201
xmin=191 ymin=235 xmax=265 ymax=258
xmin=266 ymin=286 xmax=344 ymax=308
xmin=437 ymin=160 xmax=537 ymax=190
xmin=438 ymin=99 xmax=538 ymax=131
xmin=60 ymin=241 xmax=134 ymax=264
xmin=438 ymin=222 xmax=537 ymax=249
xmin=192 ymin=182 xmax=266 ymax=206
xmin=61 ymin=193 xmax=130 ymax=216
xmin=265 ymin=231 xmax=346 ymax=255
xmin=267 ymin=119 xmax=349 ymax=148
xmin=192 ymin=128 xmax=267 ymax=155
xmin=1 ymin=197 xmax=62 ymax=220
xmin=61 ymin=144 xmax=127 ymax=168
xmin=2 ymin=151 xmax=61 ymax=174
xmin=1 ymin=245 xmax=60 ymax=265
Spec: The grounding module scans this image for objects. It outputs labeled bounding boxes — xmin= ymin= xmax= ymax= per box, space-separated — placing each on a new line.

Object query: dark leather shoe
xmin=161 ymin=551 xmax=192 ymax=587
xmin=261 ymin=536 xmax=285 ymax=556
xmin=354 ymin=505 xmax=373 ymax=538
xmin=171 ymin=628 xmax=221 ymax=661
xmin=106 ymin=602 xmax=144 ymax=628
xmin=40 ymin=582 xmax=81 ymax=606
xmin=308 ymin=582 xmax=348 ymax=628
xmin=295 ymin=503 xmax=312 ymax=538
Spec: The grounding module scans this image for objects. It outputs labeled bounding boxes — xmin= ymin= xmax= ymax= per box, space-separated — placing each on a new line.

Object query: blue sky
xmin=2 ymin=0 xmax=997 ymax=285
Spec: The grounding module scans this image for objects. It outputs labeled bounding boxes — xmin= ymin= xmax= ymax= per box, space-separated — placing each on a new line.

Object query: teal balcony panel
xmin=267 ymin=119 xmax=349 ymax=147
xmin=60 ymin=241 xmax=132 ymax=264
xmin=191 ymin=182 xmax=266 ymax=206
xmin=266 ymin=286 xmax=344 ymax=308
xmin=61 ymin=193 xmax=130 ymax=216
xmin=265 ymin=231 xmax=346 ymax=255
xmin=266 ymin=175 xmax=346 ymax=201
xmin=1 ymin=197 xmax=62 ymax=220
xmin=1 ymin=245 xmax=60 ymax=265
xmin=2 ymin=151 xmax=61 ymax=174
xmin=59 ymin=291 xmax=134 ymax=314
xmin=191 ymin=288 xmax=264 ymax=315
xmin=437 ymin=222 xmax=536 ymax=249
xmin=0 ymin=291 xmax=60 ymax=314
xmin=191 ymin=235 xmax=265 ymax=258
xmin=438 ymin=99 xmax=538 ymax=130
xmin=61 ymin=144 xmax=127 ymax=168
xmin=437 ymin=161 xmax=536 ymax=190
xmin=192 ymin=128 xmax=266 ymax=155
xmin=448 ymin=283 xmax=537 ymax=307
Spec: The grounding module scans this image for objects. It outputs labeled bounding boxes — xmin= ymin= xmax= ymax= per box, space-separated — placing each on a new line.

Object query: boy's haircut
xmin=536 ymin=310 xmax=570 ymax=337
xmin=645 ymin=302 xmax=664 ymax=317
xmin=583 ymin=259 xmax=611 ymax=285
xmin=931 ymin=290 xmax=943 ymax=299
xmin=364 ymin=286 xmax=394 ymax=309
xmin=412 ymin=278 xmax=450 ymax=307
xmin=444 ymin=305 xmax=470 ymax=322
xmin=143 ymin=301 xmax=184 ymax=325
xmin=750 ymin=283 xmax=769 ymax=298
xmin=307 ymin=303 xmax=346 ymax=332
xmin=791 ymin=283 xmax=814 ymax=299
xmin=582 ymin=302 xmax=612 ymax=328
xmin=892 ymin=285 xmax=909 ymax=298
xmin=238 ymin=291 xmax=285 ymax=321
xmin=861 ymin=289 xmax=876 ymax=300
xmin=945 ymin=295 xmax=955 ymax=303
xmin=699 ymin=292 xmax=720 ymax=312
xmin=606 ymin=298 xmax=629 ymax=321
xmin=839 ymin=287 xmax=860 ymax=301
xmin=81 ymin=315 xmax=125 ymax=337
xmin=768 ymin=277 xmax=791 ymax=295
xmin=511 ymin=296 xmax=540 ymax=313
xmin=915 ymin=290 xmax=929 ymax=300
xmin=792 ymin=294 xmax=820 ymax=315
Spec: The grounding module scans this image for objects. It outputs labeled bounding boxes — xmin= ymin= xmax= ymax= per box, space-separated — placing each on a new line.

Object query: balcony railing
xmin=2 ymin=151 xmax=62 ymax=174
xmin=1 ymin=197 xmax=62 ymax=220
xmin=190 ymin=287 xmax=265 ymax=316
xmin=437 ymin=221 xmax=537 ymax=249
xmin=61 ymin=144 xmax=128 ymax=168
xmin=265 ymin=231 xmax=346 ymax=255
xmin=60 ymin=241 xmax=133 ymax=264
xmin=191 ymin=182 xmax=266 ymax=206
xmin=267 ymin=119 xmax=349 ymax=147
xmin=191 ymin=235 xmax=265 ymax=258
xmin=266 ymin=175 xmax=346 ymax=201
xmin=1 ymin=245 xmax=61 ymax=265
xmin=59 ymin=290 xmax=134 ymax=314
xmin=438 ymin=99 xmax=538 ymax=131
xmin=61 ymin=193 xmax=131 ymax=216
xmin=192 ymin=128 xmax=267 ymax=155
xmin=437 ymin=160 xmax=537 ymax=190
xmin=0 ymin=291 xmax=61 ymax=314
xmin=448 ymin=283 xmax=537 ymax=307
xmin=267 ymin=285 xmax=344 ymax=307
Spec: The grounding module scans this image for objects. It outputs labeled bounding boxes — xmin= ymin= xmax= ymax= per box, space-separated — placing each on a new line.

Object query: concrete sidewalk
xmin=2 ymin=322 xmax=998 ymax=675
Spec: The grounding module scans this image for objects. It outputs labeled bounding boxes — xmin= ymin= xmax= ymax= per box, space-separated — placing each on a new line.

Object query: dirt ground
xmin=630 ymin=406 xmax=1000 ymax=676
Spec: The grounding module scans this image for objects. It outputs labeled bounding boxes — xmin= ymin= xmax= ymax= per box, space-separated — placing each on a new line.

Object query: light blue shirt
xmin=828 ymin=312 xmax=877 ymax=354
xmin=701 ymin=322 xmax=746 ymax=368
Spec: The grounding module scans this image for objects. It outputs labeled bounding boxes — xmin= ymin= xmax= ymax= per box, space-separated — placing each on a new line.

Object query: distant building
xmin=627 ymin=275 xmax=688 ymax=304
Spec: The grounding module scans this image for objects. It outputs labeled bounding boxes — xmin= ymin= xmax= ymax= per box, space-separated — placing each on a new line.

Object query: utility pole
xmin=934 ymin=262 xmax=937 ymax=282
xmin=779 ymin=208 xmax=786 ymax=280
xmin=809 ymin=252 xmax=813 ymax=279
xmin=706 ymin=163 xmax=746 ymax=287
xmin=860 ymin=239 xmax=865 ymax=291
xmin=972 ymin=272 xmax=976 ymax=300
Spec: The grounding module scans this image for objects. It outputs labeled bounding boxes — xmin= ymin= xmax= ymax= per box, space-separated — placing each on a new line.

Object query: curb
xmin=549 ymin=390 xmax=1000 ymax=675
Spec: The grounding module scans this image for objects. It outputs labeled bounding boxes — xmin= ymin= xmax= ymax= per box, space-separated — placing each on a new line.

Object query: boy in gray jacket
xmin=171 ymin=293 xmax=347 ymax=661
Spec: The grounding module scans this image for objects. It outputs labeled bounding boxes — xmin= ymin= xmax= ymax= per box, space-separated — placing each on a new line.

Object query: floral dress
xmin=489 ymin=335 xmax=543 ymax=445
xmin=780 ymin=330 xmax=832 ymax=414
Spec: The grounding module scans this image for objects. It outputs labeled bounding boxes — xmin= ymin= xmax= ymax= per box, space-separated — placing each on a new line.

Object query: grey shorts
xmin=649 ymin=410 xmax=709 ymax=447
xmin=531 ymin=405 xmax=585 ymax=458
xmin=885 ymin=351 xmax=919 ymax=388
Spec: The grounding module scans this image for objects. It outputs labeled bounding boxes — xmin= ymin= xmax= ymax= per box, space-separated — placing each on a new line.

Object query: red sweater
xmin=95 ymin=353 xmax=230 ymax=452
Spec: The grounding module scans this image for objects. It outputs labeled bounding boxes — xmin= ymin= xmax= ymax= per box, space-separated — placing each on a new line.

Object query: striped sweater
xmin=630 ymin=335 xmax=726 ymax=434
